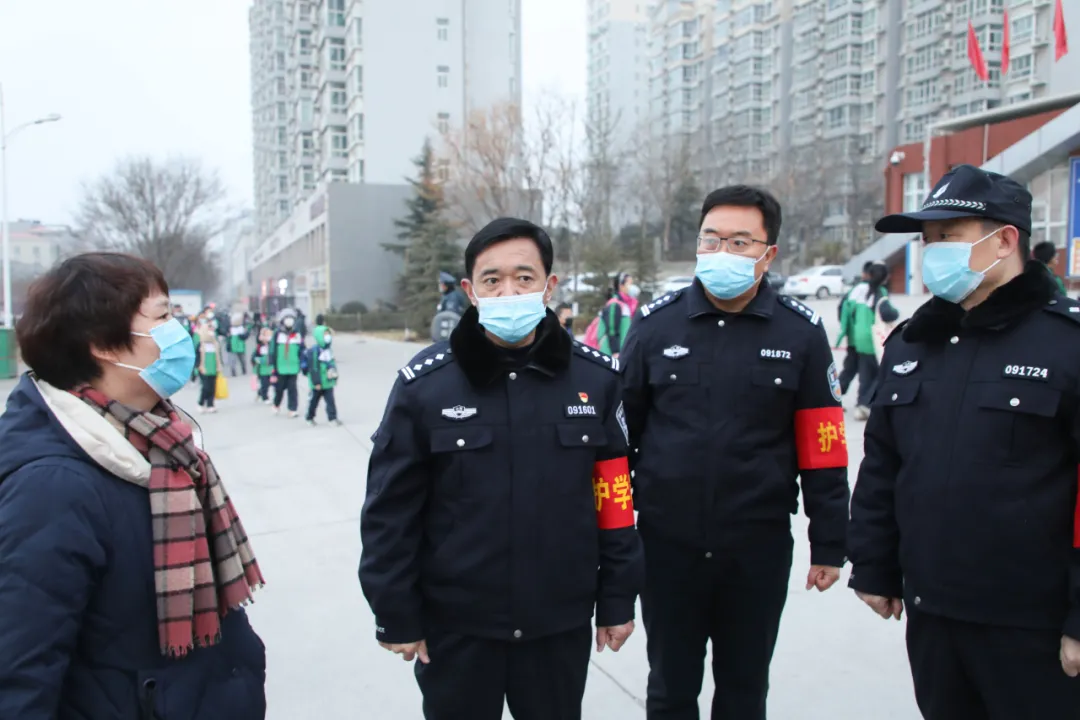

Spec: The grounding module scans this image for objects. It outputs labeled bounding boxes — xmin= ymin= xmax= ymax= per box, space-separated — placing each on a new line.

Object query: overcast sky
xmin=0 ymin=0 xmax=586 ymax=226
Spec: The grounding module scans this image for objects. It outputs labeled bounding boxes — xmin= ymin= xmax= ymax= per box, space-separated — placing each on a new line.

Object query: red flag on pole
xmin=1002 ymin=8 xmax=1011 ymax=75
xmin=1055 ymin=0 xmax=1069 ymax=62
xmin=968 ymin=20 xmax=990 ymax=82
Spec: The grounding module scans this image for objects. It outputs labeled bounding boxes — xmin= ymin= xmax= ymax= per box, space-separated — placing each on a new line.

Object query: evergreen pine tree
xmin=390 ymin=140 xmax=462 ymax=332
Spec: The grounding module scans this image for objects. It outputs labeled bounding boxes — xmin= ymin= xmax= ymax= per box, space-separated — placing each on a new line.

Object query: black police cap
xmin=876 ymin=164 xmax=1032 ymax=235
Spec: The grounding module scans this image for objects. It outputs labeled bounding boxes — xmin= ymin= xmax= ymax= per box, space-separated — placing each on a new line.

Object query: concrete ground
xmin=0 ymin=294 xmax=931 ymax=719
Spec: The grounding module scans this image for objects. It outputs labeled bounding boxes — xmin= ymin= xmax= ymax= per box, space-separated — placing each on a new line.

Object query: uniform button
xmin=456 ymin=439 xmax=465 ymax=448
xmin=581 ymin=435 xmax=589 ymax=443
xmin=914 ymin=596 xmax=922 ymax=606
xmin=774 ymin=377 xmax=782 ymax=385
xmin=513 ymin=629 xmax=522 ymax=639
xmin=509 ymin=372 xmax=518 ymax=380
xmin=950 ymin=336 xmax=959 ymax=344
xmin=718 ymin=320 xmax=725 ymax=327
xmin=705 ymin=551 xmax=713 ymax=558
xmin=1010 ymin=397 xmax=1020 ymax=407
xmin=670 ymin=374 xmax=677 ymax=381
xmin=891 ymin=393 xmax=898 ymax=401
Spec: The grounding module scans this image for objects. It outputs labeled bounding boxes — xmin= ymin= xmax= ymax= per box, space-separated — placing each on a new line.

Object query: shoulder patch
xmin=639 ymin=290 xmax=682 ymax=319
xmin=399 ymin=346 xmax=454 ymax=383
xmin=778 ymin=295 xmax=821 ymax=325
xmin=573 ymin=341 xmax=620 ymax=372
xmin=1043 ymin=297 xmax=1080 ymax=325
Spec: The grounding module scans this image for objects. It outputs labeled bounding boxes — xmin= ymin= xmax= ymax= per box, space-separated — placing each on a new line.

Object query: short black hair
xmin=699 ymin=185 xmax=783 ymax=246
xmin=464 ymin=217 xmax=554 ymax=279
xmin=1032 ymin=240 xmax=1057 ymax=265
xmin=17 ymin=252 xmax=169 ymax=390
xmin=315 ymin=314 xmax=326 ymax=325
xmin=862 ymin=261 xmax=874 ymax=273
xmin=555 ymin=302 xmax=573 ymax=313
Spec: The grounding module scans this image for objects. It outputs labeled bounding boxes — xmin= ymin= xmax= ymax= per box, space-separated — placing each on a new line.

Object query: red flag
xmin=1055 ymin=0 xmax=1069 ymax=62
xmin=1002 ymin=8 xmax=1011 ymax=75
xmin=968 ymin=21 xmax=990 ymax=81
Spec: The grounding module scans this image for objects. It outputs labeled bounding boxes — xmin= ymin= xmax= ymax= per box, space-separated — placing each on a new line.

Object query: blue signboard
xmin=1068 ymin=157 xmax=1080 ymax=278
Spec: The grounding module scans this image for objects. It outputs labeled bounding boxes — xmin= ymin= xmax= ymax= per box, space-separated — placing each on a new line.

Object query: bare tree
xmin=76 ymin=157 xmax=236 ymax=295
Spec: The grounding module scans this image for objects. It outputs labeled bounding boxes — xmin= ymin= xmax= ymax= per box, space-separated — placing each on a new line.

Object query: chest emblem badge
xmin=663 ymin=345 xmax=690 ymax=359
xmin=892 ymin=360 xmax=918 ymax=376
xmin=441 ymin=406 xmax=478 ymax=421
xmin=578 ymin=392 xmax=589 ymax=403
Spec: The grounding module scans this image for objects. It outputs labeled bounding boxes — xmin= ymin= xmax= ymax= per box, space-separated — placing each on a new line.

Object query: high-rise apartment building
xmin=249 ymin=0 xmax=523 ymax=240
xmin=615 ymin=0 xmax=1080 ymax=256
xmin=587 ymin=0 xmax=654 ymax=151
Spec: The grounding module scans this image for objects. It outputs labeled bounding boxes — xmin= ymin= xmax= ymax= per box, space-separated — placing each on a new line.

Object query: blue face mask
xmin=476 ymin=291 xmax=548 ymax=344
xmin=922 ymin=229 xmax=1001 ymax=304
xmin=695 ymin=251 xmax=766 ymax=299
xmin=116 ymin=318 xmax=197 ymax=399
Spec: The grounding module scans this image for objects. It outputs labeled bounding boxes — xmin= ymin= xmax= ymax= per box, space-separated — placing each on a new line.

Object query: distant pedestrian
xmin=0 ymin=252 xmax=265 ymax=719
xmin=270 ymin=311 xmax=303 ymax=417
xmin=836 ymin=262 xmax=873 ymax=397
xmin=835 ymin=262 xmax=898 ymax=419
xmin=252 ymin=327 xmax=274 ymax=403
xmin=228 ymin=313 xmax=250 ymax=376
xmin=304 ymin=326 xmax=341 ymax=426
xmin=195 ymin=323 xmax=223 ymax=414
xmin=1032 ymin=240 xmax=1067 ymax=294
xmin=597 ymin=272 xmax=639 ymax=358
xmin=437 ymin=271 xmax=469 ymax=315
xmin=556 ymin=302 xmax=575 ymax=336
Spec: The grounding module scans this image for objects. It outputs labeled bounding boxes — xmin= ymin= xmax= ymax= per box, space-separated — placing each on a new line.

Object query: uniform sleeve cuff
xmin=810 ymin=545 xmax=847 ymax=567
xmin=596 ymin=598 xmax=635 ymax=628
xmin=847 ymin=565 xmax=903 ymax=599
xmin=1064 ymin=607 xmax=1080 ymax=642
xmin=374 ymin=616 xmax=424 ymax=645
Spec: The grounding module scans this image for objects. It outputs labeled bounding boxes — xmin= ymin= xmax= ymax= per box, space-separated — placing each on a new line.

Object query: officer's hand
xmin=1060 ymin=635 xmax=1080 ymax=677
xmin=595 ymin=621 xmax=634 ymax=653
xmin=378 ymin=640 xmax=430 ymax=664
xmin=806 ymin=565 xmax=841 ymax=592
xmin=856 ymin=591 xmax=904 ymax=620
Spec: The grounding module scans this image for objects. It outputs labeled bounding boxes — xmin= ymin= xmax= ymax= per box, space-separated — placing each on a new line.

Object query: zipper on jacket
xmin=141 ymin=678 xmax=159 ymax=720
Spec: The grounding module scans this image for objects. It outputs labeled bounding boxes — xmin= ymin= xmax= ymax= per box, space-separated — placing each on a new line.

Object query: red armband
xmin=794 ymin=407 xmax=849 ymax=470
xmin=592 ymin=457 xmax=635 ymax=529
xmin=1074 ymin=468 xmax=1080 ymax=548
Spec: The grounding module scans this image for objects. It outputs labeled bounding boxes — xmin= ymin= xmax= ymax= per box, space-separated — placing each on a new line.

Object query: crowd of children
xmin=170 ymin=304 xmax=342 ymax=425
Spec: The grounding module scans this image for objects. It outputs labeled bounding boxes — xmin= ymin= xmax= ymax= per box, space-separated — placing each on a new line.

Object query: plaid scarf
xmin=72 ymin=386 xmax=265 ymax=657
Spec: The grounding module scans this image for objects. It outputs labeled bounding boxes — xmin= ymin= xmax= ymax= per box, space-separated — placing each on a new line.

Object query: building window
xmin=903 ymin=173 xmax=927 ymax=212
xmin=302 ymin=133 xmax=315 ymax=155
xmin=331 ymin=128 xmax=348 ymax=159
xmin=330 ymin=82 xmax=347 ymax=112
xmin=351 ymin=113 xmax=364 ymax=142
xmin=354 ymin=17 xmax=363 ymax=46
xmin=278 ymin=151 xmax=288 ymax=169
xmin=1011 ymin=13 xmax=1034 ymax=43
xmin=437 ymin=17 xmax=449 ymax=41
xmin=1010 ymin=54 xmax=1033 ymax=78
xmin=349 ymin=159 xmax=365 ymax=183
xmin=437 ymin=65 xmax=449 ymax=88
xmin=327 ymin=0 xmax=345 ymax=27
xmin=437 ymin=112 xmax=450 ymax=135
xmin=279 ymin=200 xmax=290 ymax=214
xmin=278 ymin=175 xmax=288 ymax=193
xmin=438 ymin=159 xmax=450 ymax=182
xmin=303 ymin=168 xmax=315 ymax=189
xmin=329 ymin=39 xmax=346 ymax=72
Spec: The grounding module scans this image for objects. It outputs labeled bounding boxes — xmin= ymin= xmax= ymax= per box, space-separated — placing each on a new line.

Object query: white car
xmin=783 ymin=265 xmax=846 ymax=299
xmin=658 ymin=276 xmax=694 ymax=295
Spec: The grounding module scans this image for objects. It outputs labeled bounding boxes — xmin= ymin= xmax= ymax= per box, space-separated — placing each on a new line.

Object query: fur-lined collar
xmin=903 ymin=261 xmax=1057 ymax=343
xmin=449 ymin=307 xmax=571 ymax=388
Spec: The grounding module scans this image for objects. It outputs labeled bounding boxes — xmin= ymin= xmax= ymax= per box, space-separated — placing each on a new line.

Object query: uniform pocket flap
xmin=876 ymin=381 xmax=919 ymax=406
xmin=978 ymin=383 xmax=1060 ymax=418
xmin=430 ymin=426 xmax=494 ymax=453
xmin=556 ymin=423 xmax=608 ymax=448
xmin=648 ymin=362 xmax=699 ymax=385
xmin=751 ymin=365 xmax=800 ymax=391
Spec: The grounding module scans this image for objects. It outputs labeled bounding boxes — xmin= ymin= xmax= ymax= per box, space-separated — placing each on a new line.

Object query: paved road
xmin=0 ymin=295 xmax=929 ymax=719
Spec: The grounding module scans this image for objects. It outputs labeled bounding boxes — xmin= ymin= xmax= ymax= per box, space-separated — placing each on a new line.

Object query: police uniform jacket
xmin=620 ymin=279 xmax=850 ymax=564
xmin=359 ymin=308 xmax=645 ymax=644
xmin=849 ymin=262 xmax=1080 ymax=638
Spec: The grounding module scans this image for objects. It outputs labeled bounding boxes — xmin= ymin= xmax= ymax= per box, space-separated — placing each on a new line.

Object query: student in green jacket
xmin=270 ymin=311 xmax=304 ymax=417
xmin=835 ymin=263 xmax=898 ymax=420
xmin=597 ymin=271 xmax=639 ymax=357
xmin=1032 ymin=241 xmax=1067 ymax=294
xmin=227 ymin=313 xmax=250 ymax=376
xmin=195 ymin=322 xmax=223 ymax=413
xmin=251 ymin=326 xmax=275 ymax=403
xmin=304 ymin=325 xmax=342 ymax=426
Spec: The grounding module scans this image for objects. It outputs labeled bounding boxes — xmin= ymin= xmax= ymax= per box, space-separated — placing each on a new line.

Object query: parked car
xmin=659 ymin=275 xmax=694 ymax=295
xmin=782 ymin=265 xmax=846 ymax=299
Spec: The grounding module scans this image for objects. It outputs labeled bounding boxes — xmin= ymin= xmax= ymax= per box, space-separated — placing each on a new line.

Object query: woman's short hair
xmin=17 ymin=252 xmax=169 ymax=390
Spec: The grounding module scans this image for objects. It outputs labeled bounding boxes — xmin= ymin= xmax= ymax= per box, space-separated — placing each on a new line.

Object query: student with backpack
xmin=835 ymin=262 xmax=898 ymax=420
xmin=586 ymin=271 xmax=640 ymax=356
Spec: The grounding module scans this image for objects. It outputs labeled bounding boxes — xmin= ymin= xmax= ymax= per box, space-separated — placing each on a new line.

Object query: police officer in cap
xmin=360 ymin=217 xmax=645 ymax=720
xmin=437 ymin=270 xmax=469 ymax=315
xmin=620 ymin=185 xmax=850 ymax=718
xmin=848 ymin=164 xmax=1080 ymax=717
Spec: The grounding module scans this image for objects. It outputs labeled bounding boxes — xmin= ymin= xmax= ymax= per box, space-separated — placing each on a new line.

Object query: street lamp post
xmin=0 ymin=83 xmax=61 ymax=327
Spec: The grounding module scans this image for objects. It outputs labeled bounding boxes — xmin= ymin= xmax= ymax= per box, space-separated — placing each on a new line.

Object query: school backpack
xmin=582 ymin=316 xmax=601 ymax=349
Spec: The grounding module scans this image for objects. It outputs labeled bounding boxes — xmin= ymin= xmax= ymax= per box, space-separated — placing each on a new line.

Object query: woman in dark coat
xmin=0 ymin=253 xmax=267 ymax=719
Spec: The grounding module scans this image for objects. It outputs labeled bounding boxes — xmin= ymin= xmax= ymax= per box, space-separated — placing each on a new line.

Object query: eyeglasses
xmin=697 ymin=235 xmax=768 ymax=254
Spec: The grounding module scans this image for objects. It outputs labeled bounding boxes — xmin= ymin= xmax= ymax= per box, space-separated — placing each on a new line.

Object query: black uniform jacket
xmin=621 ymin=279 xmax=850 ymax=565
xmin=849 ymin=262 xmax=1080 ymax=639
xmin=359 ymin=308 xmax=645 ymax=644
